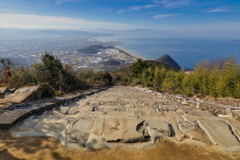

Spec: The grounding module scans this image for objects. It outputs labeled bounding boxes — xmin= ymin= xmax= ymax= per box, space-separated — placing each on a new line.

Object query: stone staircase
xmin=2 ymin=85 xmax=240 ymax=152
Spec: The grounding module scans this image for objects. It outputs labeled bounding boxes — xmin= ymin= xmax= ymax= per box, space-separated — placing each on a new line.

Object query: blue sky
xmin=0 ymin=0 xmax=240 ymax=37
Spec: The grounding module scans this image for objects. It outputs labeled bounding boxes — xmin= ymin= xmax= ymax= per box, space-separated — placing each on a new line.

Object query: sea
xmin=95 ymin=36 xmax=240 ymax=69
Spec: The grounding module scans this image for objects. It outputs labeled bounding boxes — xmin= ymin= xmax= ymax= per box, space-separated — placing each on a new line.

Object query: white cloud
xmin=0 ymin=13 xmax=128 ymax=29
xmin=206 ymin=7 xmax=230 ymax=13
xmin=153 ymin=0 xmax=191 ymax=8
xmin=153 ymin=14 xmax=178 ymax=18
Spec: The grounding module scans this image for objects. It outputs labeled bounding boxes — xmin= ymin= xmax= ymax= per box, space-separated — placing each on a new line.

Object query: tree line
xmin=116 ymin=53 xmax=240 ymax=99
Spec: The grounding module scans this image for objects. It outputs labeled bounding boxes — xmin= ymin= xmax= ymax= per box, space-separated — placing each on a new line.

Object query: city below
xmin=0 ymin=37 xmax=139 ymax=71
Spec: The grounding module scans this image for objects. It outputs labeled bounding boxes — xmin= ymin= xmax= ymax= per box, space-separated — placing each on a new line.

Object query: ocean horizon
xmin=95 ymin=36 xmax=240 ymax=69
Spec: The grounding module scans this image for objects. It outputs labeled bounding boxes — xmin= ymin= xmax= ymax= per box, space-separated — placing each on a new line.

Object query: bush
xmin=39 ymin=83 xmax=56 ymax=98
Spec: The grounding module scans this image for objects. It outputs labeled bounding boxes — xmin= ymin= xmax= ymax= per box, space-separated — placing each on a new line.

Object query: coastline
xmin=114 ymin=46 xmax=148 ymax=61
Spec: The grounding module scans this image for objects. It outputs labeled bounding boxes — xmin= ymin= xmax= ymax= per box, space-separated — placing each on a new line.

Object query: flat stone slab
xmin=178 ymin=121 xmax=210 ymax=144
xmin=72 ymin=118 xmax=95 ymax=147
xmin=198 ymin=120 xmax=240 ymax=148
xmin=35 ymin=119 xmax=68 ymax=133
xmin=103 ymin=118 xmax=145 ymax=143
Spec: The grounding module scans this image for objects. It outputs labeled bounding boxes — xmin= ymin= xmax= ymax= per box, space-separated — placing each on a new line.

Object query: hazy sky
xmin=0 ymin=0 xmax=240 ymax=37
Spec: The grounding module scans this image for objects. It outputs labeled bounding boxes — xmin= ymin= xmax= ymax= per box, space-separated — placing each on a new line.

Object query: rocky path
xmin=6 ymin=86 xmax=240 ymax=152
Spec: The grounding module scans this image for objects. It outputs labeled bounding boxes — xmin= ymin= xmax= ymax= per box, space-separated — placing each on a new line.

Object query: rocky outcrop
xmin=0 ymin=85 xmax=42 ymax=104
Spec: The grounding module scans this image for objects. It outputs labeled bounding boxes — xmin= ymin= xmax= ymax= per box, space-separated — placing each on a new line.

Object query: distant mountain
xmin=0 ymin=28 xmax=113 ymax=38
xmin=231 ymin=40 xmax=240 ymax=42
xmin=81 ymin=28 xmax=178 ymax=37
xmin=155 ymin=54 xmax=181 ymax=71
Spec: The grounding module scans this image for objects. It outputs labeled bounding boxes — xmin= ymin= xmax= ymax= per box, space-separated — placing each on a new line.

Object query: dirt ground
xmin=1 ymin=131 xmax=240 ymax=160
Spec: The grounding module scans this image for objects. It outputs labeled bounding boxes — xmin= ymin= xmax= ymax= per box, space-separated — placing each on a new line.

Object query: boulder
xmin=103 ymin=118 xmax=145 ymax=143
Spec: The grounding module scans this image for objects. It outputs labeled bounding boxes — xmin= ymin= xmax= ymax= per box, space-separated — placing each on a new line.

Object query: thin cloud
xmin=206 ymin=7 xmax=230 ymax=13
xmin=153 ymin=14 xmax=178 ymax=18
xmin=118 ymin=3 xmax=158 ymax=13
xmin=117 ymin=9 xmax=126 ymax=13
xmin=153 ymin=0 xmax=191 ymax=8
xmin=0 ymin=13 xmax=127 ymax=29
xmin=107 ymin=8 xmax=114 ymax=12
xmin=143 ymin=4 xmax=159 ymax=8
xmin=56 ymin=0 xmax=78 ymax=5
xmin=129 ymin=6 xmax=142 ymax=11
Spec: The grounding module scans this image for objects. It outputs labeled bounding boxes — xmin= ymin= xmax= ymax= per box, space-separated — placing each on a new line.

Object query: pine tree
xmin=131 ymin=58 xmax=148 ymax=78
